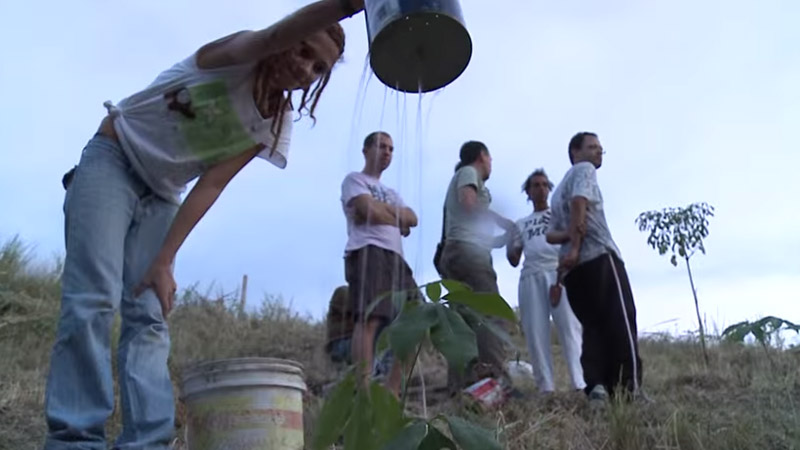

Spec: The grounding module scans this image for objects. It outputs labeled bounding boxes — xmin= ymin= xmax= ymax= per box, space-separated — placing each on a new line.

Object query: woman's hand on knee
xmin=134 ymin=262 xmax=176 ymax=319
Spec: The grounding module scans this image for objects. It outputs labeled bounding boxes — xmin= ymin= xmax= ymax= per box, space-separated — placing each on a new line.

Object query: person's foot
xmin=588 ymin=384 xmax=609 ymax=411
xmin=633 ymin=388 xmax=655 ymax=405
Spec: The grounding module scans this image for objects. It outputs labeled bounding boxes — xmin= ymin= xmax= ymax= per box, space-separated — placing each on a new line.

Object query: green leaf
xmin=761 ymin=316 xmax=783 ymax=333
xmin=445 ymin=415 xmax=502 ymax=450
xmin=381 ymin=421 xmax=428 ymax=450
xmin=781 ymin=318 xmax=800 ymax=333
xmin=670 ymin=254 xmax=677 ymax=267
xmin=388 ymin=303 xmax=440 ymax=361
xmin=344 ymin=389 xmax=375 ymax=450
xmin=722 ymin=321 xmax=750 ymax=342
xmin=430 ymin=305 xmax=478 ymax=374
xmin=482 ymin=318 xmax=516 ymax=348
xmin=457 ymin=306 xmax=517 ymax=350
xmin=366 ymin=288 xmax=418 ymax=319
xmin=441 ymin=279 xmax=470 ymax=294
xmin=426 ymin=282 xmax=443 ymax=303
xmin=722 ymin=316 xmax=800 ymax=346
xmin=370 ymin=382 xmax=409 ymax=448
xmin=444 ymin=291 xmax=516 ymax=322
xmin=751 ymin=326 xmax=766 ymax=345
xmin=638 ymin=203 xmax=713 ymax=265
xmin=376 ymin=325 xmax=390 ymax=353
xmin=419 ymin=424 xmax=457 ymax=450
xmin=312 ymin=372 xmax=356 ymax=450
xmin=394 ymin=289 xmax=420 ymax=313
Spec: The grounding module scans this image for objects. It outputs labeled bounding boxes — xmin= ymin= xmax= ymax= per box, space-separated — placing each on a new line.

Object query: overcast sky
xmin=1 ymin=0 xmax=797 ymax=340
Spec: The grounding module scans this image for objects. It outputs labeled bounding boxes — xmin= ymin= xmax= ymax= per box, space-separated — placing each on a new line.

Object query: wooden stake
xmin=240 ymin=274 xmax=248 ymax=312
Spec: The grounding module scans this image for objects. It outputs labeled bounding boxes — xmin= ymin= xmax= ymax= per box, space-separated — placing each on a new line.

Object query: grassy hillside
xmin=1 ymin=236 xmax=798 ymax=449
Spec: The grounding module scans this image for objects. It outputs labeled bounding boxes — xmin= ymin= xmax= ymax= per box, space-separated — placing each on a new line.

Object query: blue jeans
xmin=44 ymin=135 xmax=177 ymax=449
xmin=329 ymin=336 xmax=395 ymax=378
xmin=328 ymin=337 xmax=352 ymax=364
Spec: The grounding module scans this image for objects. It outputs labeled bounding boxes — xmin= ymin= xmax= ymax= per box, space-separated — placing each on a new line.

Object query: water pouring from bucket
xmin=365 ymin=0 xmax=472 ymax=93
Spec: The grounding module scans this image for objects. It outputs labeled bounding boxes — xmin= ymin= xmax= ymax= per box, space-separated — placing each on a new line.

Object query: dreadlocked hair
xmin=252 ymin=22 xmax=345 ymax=156
xmin=521 ymin=168 xmax=554 ymax=201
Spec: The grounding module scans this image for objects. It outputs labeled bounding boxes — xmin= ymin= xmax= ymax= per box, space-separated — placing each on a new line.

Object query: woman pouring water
xmin=44 ymin=1 xmax=364 ymax=448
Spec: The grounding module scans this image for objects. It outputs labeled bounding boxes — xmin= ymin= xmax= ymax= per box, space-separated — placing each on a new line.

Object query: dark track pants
xmin=564 ymin=252 xmax=643 ymax=397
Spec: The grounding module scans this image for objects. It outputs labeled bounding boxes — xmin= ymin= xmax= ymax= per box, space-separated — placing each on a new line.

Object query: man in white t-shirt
xmin=341 ymin=131 xmax=419 ymax=395
xmin=507 ymin=169 xmax=585 ymax=393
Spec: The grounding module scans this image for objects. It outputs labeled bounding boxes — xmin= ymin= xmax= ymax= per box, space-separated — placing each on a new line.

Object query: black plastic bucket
xmin=365 ymin=0 xmax=472 ymax=93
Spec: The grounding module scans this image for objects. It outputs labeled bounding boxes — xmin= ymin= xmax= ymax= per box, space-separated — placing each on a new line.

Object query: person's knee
xmin=352 ymin=317 xmax=384 ymax=359
xmin=122 ymin=290 xmax=167 ymax=326
xmin=59 ymin=294 xmax=115 ymax=330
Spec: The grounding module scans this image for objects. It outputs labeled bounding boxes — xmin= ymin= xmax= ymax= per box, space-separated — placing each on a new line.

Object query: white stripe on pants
xmin=518 ymin=270 xmax=586 ymax=392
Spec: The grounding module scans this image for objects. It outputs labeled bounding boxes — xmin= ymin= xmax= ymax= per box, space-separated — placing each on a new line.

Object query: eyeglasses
xmin=582 ymin=146 xmax=606 ymax=155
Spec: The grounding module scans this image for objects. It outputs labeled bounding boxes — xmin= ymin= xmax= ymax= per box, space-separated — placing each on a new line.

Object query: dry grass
xmin=1 ymin=236 xmax=799 ymax=449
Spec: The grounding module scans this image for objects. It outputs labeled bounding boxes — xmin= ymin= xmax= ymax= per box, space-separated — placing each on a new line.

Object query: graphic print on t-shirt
xmin=517 ymin=210 xmax=560 ymax=273
xmin=367 ymin=182 xmax=394 ymax=205
xmin=165 ymin=81 xmax=257 ymax=165
xmin=521 ymin=211 xmax=551 ymax=242
xmin=342 ymin=172 xmax=405 ymax=256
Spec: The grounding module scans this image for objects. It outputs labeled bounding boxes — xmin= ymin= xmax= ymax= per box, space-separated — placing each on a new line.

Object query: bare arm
xmin=154 ymin=147 xmax=262 ymax=266
xmin=488 ymin=209 xmax=516 ymax=232
xmin=457 ymin=185 xmax=479 ymax=213
xmin=350 ymin=195 xmax=397 ymax=226
xmin=350 ymin=195 xmax=417 ymax=229
xmin=558 ymin=196 xmax=589 ymax=271
xmin=490 ymin=233 xmax=510 ymax=249
xmin=196 ymin=0 xmax=364 ymax=69
xmin=458 ymin=186 xmax=513 ymax=229
xmin=506 ymin=237 xmax=522 ymax=267
xmin=135 ymin=145 xmax=262 ymax=316
xmin=399 ymin=207 xmax=418 ymax=228
xmin=546 ymin=229 xmax=570 ymax=245
xmin=567 ymin=197 xmax=588 ymax=250
xmin=397 ymin=207 xmax=417 ymax=237
xmin=488 ymin=208 xmax=515 ymax=248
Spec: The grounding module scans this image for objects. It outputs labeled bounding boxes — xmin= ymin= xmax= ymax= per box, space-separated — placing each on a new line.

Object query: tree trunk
xmin=685 ymin=256 xmax=709 ymax=366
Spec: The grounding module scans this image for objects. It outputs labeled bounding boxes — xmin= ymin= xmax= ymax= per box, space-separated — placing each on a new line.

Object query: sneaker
xmin=588 ymin=384 xmax=609 ymax=410
xmin=633 ymin=388 xmax=655 ymax=405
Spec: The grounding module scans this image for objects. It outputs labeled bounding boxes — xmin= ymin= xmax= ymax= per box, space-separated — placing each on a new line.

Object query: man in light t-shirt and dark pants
xmin=341 ymin=131 xmax=419 ymax=395
xmin=548 ymin=132 xmax=643 ymax=405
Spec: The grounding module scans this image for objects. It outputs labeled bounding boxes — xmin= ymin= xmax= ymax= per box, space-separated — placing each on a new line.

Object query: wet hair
xmin=521 ymin=168 xmax=554 ymax=200
xmin=568 ymin=131 xmax=598 ymax=164
xmin=454 ymin=140 xmax=488 ymax=172
xmin=363 ymin=131 xmax=390 ymax=149
xmin=253 ymin=23 xmax=346 ymax=156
